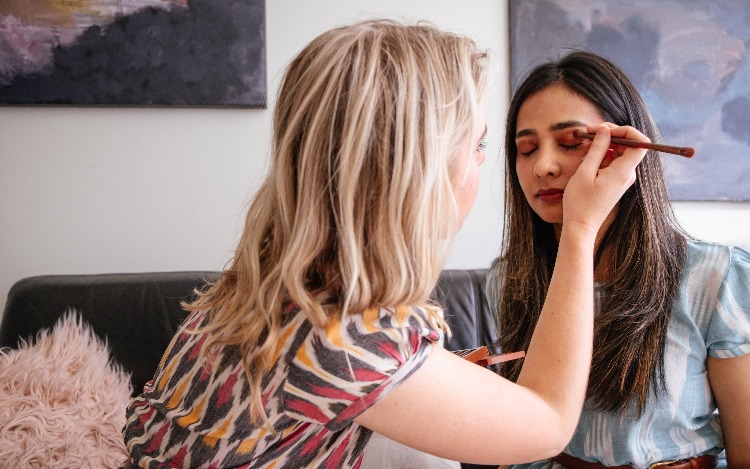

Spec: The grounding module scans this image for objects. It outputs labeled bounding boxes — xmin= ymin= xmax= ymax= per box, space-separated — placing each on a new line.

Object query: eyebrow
xmin=550 ymin=120 xmax=587 ymax=131
xmin=515 ymin=120 xmax=587 ymax=139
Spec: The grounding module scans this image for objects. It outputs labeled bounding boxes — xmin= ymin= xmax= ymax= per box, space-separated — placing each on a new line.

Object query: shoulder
xmin=283 ymin=306 xmax=443 ymax=427
xmin=684 ymin=240 xmax=750 ymax=283
xmin=320 ymin=305 xmax=443 ymax=353
xmin=487 ymin=255 xmax=504 ymax=280
xmin=678 ymin=241 xmax=750 ymax=353
xmin=287 ymin=305 xmax=443 ymax=380
xmin=685 ymin=240 xmax=730 ymax=270
xmin=287 ymin=304 xmax=443 ymax=368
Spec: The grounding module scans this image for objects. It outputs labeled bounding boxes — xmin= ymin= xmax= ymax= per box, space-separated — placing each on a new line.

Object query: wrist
xmin=559 ymin=221 xmax=599 ymax=247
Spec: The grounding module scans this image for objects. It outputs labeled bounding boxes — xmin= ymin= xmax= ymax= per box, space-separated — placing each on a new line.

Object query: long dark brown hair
xmin=490 ymin=50 xmax=688 ymax=415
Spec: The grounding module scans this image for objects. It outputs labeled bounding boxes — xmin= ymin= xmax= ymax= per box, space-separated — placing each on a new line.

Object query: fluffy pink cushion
xmin=0 ymin=312 xmax=133 ymax=468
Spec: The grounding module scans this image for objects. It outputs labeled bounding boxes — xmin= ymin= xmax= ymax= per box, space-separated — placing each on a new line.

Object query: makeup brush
xmin=574 ymin=130 xmax=695 ymax=158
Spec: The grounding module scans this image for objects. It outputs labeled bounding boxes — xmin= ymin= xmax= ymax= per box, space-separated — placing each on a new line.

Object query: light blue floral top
xmin=508 ymin=241 xmax=750 ymax=469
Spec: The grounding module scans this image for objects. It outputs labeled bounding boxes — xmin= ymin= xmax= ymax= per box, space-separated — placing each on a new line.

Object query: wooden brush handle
xmin=574 ymin=130 xmax=695 ymax=158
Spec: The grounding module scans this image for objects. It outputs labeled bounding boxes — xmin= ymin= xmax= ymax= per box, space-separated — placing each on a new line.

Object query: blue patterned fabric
xmin=510 ymin=241 xmax=750 ymax=469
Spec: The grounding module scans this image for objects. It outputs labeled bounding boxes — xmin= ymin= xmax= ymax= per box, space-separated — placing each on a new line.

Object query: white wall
xmin=1 ymin=0 xmax=749 ymax=313
xmin=0 ymin=0 xmax=506 ymax=313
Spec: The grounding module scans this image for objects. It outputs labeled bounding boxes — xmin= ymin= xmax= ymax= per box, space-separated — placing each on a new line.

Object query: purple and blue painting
xmin=510 ymin=0 xmax=750 ymax=200
xmin=0 ymin=0 xmax=266 ymax=107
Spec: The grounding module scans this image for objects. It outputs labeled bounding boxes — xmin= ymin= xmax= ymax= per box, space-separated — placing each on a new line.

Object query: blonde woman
xmin=121 ymin=21 xmax=645 ymax=468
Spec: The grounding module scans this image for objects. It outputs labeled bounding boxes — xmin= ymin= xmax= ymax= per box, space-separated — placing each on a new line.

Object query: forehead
xmin=516 ymin=83 xmax=603 ymax=130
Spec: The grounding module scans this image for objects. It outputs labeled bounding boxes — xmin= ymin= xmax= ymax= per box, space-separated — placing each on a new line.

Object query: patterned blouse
xmin=121 ymin=302 xmax=441 ymax=468
xmin=503 ymin=241 xmax=750 ymax=469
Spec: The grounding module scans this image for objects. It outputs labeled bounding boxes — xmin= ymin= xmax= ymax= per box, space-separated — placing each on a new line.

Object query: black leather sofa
xmin=0 ymin=269 xmax=497 ymax=469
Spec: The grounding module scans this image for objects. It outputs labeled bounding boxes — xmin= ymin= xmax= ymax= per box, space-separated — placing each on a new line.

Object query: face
xmin=452 ymin=104 xmax=487 ymax=228
xmin=514 ymin=83 xmax=609 ymax=237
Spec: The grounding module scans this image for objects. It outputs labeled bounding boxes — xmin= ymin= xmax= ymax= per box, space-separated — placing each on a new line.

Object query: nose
xmin=533 ymin=146 xmax=560 ymax=178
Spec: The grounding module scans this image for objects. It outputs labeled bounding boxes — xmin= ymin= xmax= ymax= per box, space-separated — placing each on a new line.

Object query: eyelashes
xmin=477 ymin=137 xmax=487 ymax=151
xmin=517 ymin=142 xmax=583 ymax=157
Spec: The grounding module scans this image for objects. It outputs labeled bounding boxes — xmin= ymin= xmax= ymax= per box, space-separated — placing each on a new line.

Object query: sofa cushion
xmin=433 ymin=269 xmax=497 ymax=353
xmin=0 ymin=271 xmax=218 ymax=396
xmin=0 ymin=269 xmax=496 ymax=394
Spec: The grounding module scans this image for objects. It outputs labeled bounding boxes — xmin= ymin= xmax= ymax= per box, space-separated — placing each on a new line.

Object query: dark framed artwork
xmin=509 ymin=0 xmax=750 ymax=200
xmin=0 ymin=0 xmax=266 ymax=107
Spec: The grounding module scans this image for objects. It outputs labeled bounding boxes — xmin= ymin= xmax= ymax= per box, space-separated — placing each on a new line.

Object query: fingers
xmin=580 ymin=123 xmax=648 ymax=176
xmin=601 ymin=122 xmax=649 ymax=141
xmin=591 ymin=122 xmax=651 ymax=158
xmin=602 ymin=124 xmax=648 ymax=183
xmin=577 ymin=125 xmax=613 ymax=177
xmin=563 ymin=123 xmax=647 ymax=232
xmin=600 ymin=148 xmax=616 ymax=169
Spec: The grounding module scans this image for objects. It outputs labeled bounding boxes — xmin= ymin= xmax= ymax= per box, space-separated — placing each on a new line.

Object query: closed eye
xmin=518 ymin=147 xmax=536 ymax=157
xmin=561 ymin=143 xmax=582 ymax=151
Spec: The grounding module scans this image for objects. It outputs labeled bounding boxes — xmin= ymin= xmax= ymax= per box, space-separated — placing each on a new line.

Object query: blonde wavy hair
xmin=186 ymin=19 xmax=488 ymax=424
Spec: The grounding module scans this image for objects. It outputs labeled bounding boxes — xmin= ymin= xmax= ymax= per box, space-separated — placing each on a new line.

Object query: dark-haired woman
xmin=489 ymin=51 xmax=750 ymax=468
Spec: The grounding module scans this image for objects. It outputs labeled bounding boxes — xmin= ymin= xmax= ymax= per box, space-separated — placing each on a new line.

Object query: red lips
xmin=536 ymin=188 xmax=564 ymax=202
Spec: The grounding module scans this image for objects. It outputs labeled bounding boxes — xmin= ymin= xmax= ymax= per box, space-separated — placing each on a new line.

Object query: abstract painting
xmin=509 ymin=0 xmax=750 ymax=200
xmin=0 ymin=0 xmax=266 ymax=107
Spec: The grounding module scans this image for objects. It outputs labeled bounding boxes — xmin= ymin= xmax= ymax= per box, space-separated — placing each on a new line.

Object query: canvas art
xmin=509 ymin=0 xmax=750 ymax=200
xmin=0 ymin=0 xmax=266 ymax=107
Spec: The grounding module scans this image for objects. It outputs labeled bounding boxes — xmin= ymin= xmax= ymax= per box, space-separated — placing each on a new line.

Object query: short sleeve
xmin=707 ymin=246 xmax=750 ymax=358
xmin=282 ymin=305 xmax=442 ymax=431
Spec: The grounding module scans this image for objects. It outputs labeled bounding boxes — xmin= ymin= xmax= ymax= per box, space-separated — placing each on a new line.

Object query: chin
xmin=534 ymin=210 xmax=562 ymax=226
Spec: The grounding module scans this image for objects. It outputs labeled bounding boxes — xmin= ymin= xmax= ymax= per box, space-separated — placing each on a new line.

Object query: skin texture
xmin=452 ymin=106 xmax=487 ymax=229
xmin=514 ymin=83 xmax=620 ymax=246
xmin=707 ymin=354 xmax=750 ymax=466
xmin=355 ymin=101 xmax=648 ymax=464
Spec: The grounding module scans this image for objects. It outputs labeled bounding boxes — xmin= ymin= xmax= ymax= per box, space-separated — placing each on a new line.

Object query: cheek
xmin=515 ymin=159 xmax=534 ymax=193
xmin=467 ymin=174 xmax=480 ymax=203
xmin=458 ymin=167 xmax=480 ymax=205
xmin=563 ymin=156 xmax=584 ymax=175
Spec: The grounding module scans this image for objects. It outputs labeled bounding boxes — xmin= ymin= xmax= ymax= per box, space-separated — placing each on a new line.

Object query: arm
xmin=355 ymin=125 xmax=646 ymax=465
xmin=707 ymin=354 xmax=750 ymax=467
